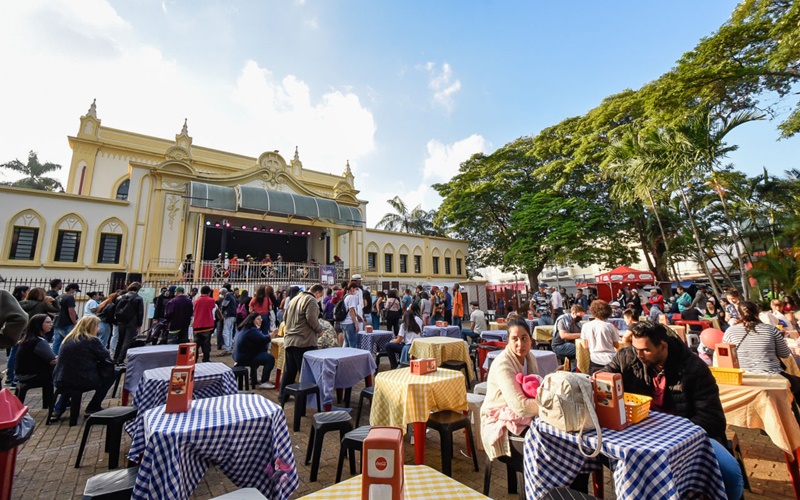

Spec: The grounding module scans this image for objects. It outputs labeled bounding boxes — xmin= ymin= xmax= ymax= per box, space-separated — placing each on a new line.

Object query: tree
xmin=0 ymin=151 xmax=64 ymax=191
xmin=375 ymin=196 xmax=439 ymax=235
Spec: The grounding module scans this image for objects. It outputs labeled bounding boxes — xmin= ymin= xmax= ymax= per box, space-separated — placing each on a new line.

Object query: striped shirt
xmin=722 ymin=323 xmax=791 ymax=374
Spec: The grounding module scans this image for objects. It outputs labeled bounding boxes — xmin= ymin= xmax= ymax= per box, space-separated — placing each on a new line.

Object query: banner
xmin=320 ymin=265 xmax=336 ymax=286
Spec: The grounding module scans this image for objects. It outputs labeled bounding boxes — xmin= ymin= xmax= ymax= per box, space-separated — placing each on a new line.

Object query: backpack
xmin=536 ymin=371 xmax=602 ymax=458
xmin=362 ymin=291 xmax=372 ymax=315
xmin=114 ymin=293 xmax=137 ymax=324
xmin=333 ymin=299 xmax=348 ymax=322
xmin=98 ymin=301 xmax=117 ymax=325
xmin=236 ymin=302 xmax=248 ymax=321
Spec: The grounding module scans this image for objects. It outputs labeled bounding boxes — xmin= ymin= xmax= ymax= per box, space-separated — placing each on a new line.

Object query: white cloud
xmin=0 ymin=0 xmax=376 ymax=187
xmin=424 ymin=62 xmax=461 ymax=113
xmin=365 ymin=134 xmax=487 ymax=228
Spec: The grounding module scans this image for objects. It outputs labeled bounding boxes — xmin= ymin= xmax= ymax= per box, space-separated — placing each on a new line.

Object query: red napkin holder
xmin=165 ymin=365 xmax=195 ymax=414
xmin=435 ymin=321 xmax=448 ymax=327
xmin=362 ymin=427 xmax=404 ymax=500
xmin=715 ymin=343 xmax=740 ymax=368
xmin=593 ymin=372 xmax=628 ymax=431
xmin=410 ymin=358 xmax=437 ymax=375
xmin=176 ymin=343 xmax=197 ymax=365
xmin=365 ymin=325 xmax=373 ymax=333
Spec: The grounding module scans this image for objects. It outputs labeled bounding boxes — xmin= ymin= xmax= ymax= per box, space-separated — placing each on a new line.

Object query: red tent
xmin=594 ymin=266 xmax=656 ymax=302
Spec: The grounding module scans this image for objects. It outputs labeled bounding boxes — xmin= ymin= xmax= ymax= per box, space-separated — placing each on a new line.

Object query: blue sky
xmin=1 ymin=0 xmax=797 ymax=228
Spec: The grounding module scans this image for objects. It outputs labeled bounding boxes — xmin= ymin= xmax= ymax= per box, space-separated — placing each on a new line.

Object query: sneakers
xmin=257 ymin=382 xmax=275 ymax=390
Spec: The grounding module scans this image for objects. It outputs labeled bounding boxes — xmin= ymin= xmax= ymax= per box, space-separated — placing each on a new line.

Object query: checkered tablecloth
xmin=421 ymin=325 xmax=462 ymax=338
xmin=525 ymin=318 xmax=540 ymax=332
xmin=532 ymin=325 xmax=554 ymax=343
xmin=357 ymin=329 xmax=395 ymax=355
xmin=409 ymin=337 xmax=474 ymax=380
xmin=131 ymin=394 xmax=298 ymax=500
xmin=126 ymin=362 xmax=239 ymax=458
xmin=124 ymin=345 xmax=180 ymax=393
xmin=609 ymin=318 xmax=627 ymax=331
xmin=271 ymin=337 xmax=285 ymax=371
xmin=299 ymin=347 xmax=377 ymax=409
xmin=370 ymin=367 xmax=467 ymax=432
xmin=523 ymin=411 xmax=726 ymax=500
xmin=480 ymin=330 xmax=508 ymax=342
xmin=298 ymin=465 xmax=489 ymax=499
xmin=488 ymin=321 xmax=508 ymax=331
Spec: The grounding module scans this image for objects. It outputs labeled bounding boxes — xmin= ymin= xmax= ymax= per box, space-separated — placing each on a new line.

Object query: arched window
xmin=6 ymin=210 xmax=43 ymax=261
xmin=96 ymin=218 xmax=126 ymax=265
xmin=52 ymin=214 xmax=86 ymax=263
xmin=116 ymin=179 xmax=130 ymax=200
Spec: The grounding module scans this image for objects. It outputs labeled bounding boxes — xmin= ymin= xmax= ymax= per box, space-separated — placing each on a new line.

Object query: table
xmin=130 ymin=394 xmax=298 ymax=500
xmin=370 ymin=367 xmax=467 ymax=464
xmin=270 ymin=337 xmax=286 ymax=387
xmin=357 ymin=329 xmax=395 ymax=355
xmin=525 ymin=318 xmax=539 ymax=332
xmin=718 ymin=373 xmax=800 ymax=498
xmin=523 ymin=411 xmax=726 ymax=500
xmin=126 ymin=362 xmax=239 ymax=458
xmin=482 ymin=349 xmax=559 ymax=376
xmin=480 ymin=330 xmax=507 ymax=342
xmin=123 ymin=345 xmax=180 ymax=404
xmin=421 ymin=325 xmax=462 ymax=338
xmin=488 ymin=321 xmax=508 ymax=331
xmin=608 ymin=318 xmax=626 ymax=331
xmin=298 ymin=465 xmax=490 ymax=499
xmin=532 ymin=325 xmax=554 ymax=343
xmin=409 ymin=337 xmax=474 ymax=380
xmin=299 ymin=347 xmax=376 ymax=409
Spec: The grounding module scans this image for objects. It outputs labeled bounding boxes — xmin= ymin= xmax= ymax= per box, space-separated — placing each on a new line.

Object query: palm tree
xmin=676 ymin=108 xmax=763 ymax=298
xmin=376 ymin=196 xmax=437 ymax=235
xmin=0 ymin=151 xmax=64 ymax=191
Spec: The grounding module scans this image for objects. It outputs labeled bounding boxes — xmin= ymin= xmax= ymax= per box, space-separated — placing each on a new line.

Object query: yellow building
xmin=0 ymin=101 xmax=468 ymax=290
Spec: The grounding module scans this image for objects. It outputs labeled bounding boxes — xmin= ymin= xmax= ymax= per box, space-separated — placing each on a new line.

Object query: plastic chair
xmin=484 ymin=432 xmax=525 ymax=499
xmin=232 ymin=365 xmax=250 ymax=391
xmin=15 ymin=379 xmax=54 ymax=409
xmin=354 ymin=386 xmax=374 ymax=426
xmin=441 ymin=360 xmax=470 ymax=390
xmin=426 ymin=410 xmax=479 ymax=477
xmin=82 ymin=467 xmax=138 ymax=499
xmin=305 ymin=411 xmax=353 ymax=482
xmin=281 ymin=382 xmax=322 ymax=432
xmin=48 ymin=388 xmax=91 ymax=426
xmin=335 ymin=425 xmax=372 ymax=482
xmin=111 ymin=366 xmax=126 ymax=399
xmin=76 ymin=406 xmax=138 ymax=469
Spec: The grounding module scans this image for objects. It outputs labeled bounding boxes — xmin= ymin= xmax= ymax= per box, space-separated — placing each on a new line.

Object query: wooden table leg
xmin=122 ymin=389 xmax=129 ymax=406
xmin=413 ymin=422 xmax=427 ymax=465
xmin=783 ymin=449 xmax=800 ymax=500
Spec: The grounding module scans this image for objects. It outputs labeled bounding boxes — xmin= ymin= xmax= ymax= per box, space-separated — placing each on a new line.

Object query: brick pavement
xmin=2 ymin=347 xmax=795 ymax=499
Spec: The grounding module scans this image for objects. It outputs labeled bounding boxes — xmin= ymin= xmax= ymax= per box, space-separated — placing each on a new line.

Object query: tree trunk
xmin=645 ymin=190 xmax=673 ymax=282
xmin=713 ymin=182 xmax=750 ymax=299
xmin=678 ymin=185 xmax=724 ymax=298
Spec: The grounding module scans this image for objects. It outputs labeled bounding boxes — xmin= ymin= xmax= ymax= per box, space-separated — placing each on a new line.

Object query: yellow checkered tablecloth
xmin=533 ymin=325 xmax=554 ymax=343
xmin=298 ymin=465 xmax=490 ymax=498
xmin=271 ymin=337 xmax=285 ymax=371
xmin=370 ymin=367 xmax=467 ymax=432
xmin=409 ymin=337 xmax=474 ymax=380
xmin=488 ymin=321 xmax=508 ymax=330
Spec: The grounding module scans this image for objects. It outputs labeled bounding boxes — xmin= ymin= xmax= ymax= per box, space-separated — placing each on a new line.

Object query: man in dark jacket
xmin=601 ymin=320 xmax=743 ymax=498
xmin=165 ymin=286 xmax=194 ymax=344
xmin=113 ymin=282 xmax=145 ymax=364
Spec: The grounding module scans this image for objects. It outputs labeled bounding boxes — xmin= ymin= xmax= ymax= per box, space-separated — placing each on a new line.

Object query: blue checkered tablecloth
xmin=523 ymin=411 xmax=726 ymax=500
xmin=421 ymin=325 xmax=462 ymax=338
xmin=130 ymin=394 xmax=298 ymax=500
xmin=357 ymin=330 xmax=395 ymax=355
xmin=126 ymin=362 xmax=238 ymax=457
xmin=299 ymin=347 xmax=376 ymax=409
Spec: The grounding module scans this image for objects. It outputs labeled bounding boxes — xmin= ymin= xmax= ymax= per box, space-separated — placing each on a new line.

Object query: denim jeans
xmin=371 ymin=313 xmax=380 ymax=331
xmin=249 ymin=351 xmax=276 ymax=384
xmin=460 ymin=329 xmax=480 ymax=343
xmin=110 ymin=325 xmax=120 ymax=354
xmin=341 ymin=323 xmax=357 ymax=348
xmin=97 ymin=322 xmax=111 ymax=350
xmin=223 ymin=317 xmax=236 ymax=351
xmin=385 ymin=341 xmax=405 ymax=369
xmin=537 ymin=315 xmax=554 ymax=326
xmin=711 ymin=439 xmax=744 ymax=500
xmin=453 ymin=316 xmax=462 ymax=328
xmin=260 ymin=314 xmax=271 ymax=335
xmin=52 ymin=324 xmax=75 ymax=355
xmin=5 ymin=345 xmax=17 ymax=384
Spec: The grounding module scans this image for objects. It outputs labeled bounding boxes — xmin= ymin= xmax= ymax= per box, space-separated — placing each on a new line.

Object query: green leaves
xmin=0 ymin=150 xmax=63 ymax=192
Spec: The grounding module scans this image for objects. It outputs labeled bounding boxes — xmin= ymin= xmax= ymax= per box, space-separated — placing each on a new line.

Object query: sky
xmin=1 ymin=0 xmax=798 ymax=236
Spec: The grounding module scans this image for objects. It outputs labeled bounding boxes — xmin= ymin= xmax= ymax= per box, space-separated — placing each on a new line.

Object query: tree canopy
xmin=1 ymin=151 xmax=64 ymax=191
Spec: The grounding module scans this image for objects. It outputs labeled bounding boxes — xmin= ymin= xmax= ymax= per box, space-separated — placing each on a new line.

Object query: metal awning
xmin=188 ymin=182 xmax=237 ymax=212
xmin=188 ymin=182 xmax=363 ymax=227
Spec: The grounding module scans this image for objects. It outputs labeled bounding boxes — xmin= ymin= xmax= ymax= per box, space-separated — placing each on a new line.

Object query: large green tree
xmin=1 ymin=151 xmax=63 ymax=191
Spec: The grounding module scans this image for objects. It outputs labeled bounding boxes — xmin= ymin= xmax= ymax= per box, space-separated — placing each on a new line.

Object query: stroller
xmin=138 ymin=319 xmax=170 ymax=346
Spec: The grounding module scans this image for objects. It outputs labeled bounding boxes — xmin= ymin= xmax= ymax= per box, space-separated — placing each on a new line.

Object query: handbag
xmin=537 ymin=371 xmax=603 ymax=458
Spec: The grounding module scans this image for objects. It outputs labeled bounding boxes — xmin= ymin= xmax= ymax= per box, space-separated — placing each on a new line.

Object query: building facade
xmin=0 ymin=101 xmax=468 ymax=289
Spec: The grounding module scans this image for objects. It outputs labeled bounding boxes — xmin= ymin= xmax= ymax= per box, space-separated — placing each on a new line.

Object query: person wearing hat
xmin=53 ymin=283 xmax=81 ymax=355
xmin=530 ymin=283 xmax=553 ymax=326
xmin=609 ymin=301 xmax=623 ymax=318
xmin=165 ymin=286 xmax=194 ymax=344
xmin=460 ymin=301 xmax=486 ymax=344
